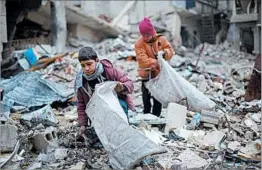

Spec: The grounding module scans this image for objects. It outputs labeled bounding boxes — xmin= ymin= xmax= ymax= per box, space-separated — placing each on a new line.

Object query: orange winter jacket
xmin=135 ymin=34 xmax=174 ymax=79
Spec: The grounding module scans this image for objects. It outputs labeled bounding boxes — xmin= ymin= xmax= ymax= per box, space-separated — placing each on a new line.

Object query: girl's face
xmin=142 ymin=34 xmax=153 ymax=43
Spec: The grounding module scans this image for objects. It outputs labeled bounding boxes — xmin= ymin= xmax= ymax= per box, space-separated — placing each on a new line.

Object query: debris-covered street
xmin=0 ymin=0 xmax=261 ymax=170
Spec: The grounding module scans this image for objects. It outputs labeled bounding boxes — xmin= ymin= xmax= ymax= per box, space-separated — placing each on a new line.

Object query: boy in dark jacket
xmin=75 ymin=47 xmax=134 ymax=135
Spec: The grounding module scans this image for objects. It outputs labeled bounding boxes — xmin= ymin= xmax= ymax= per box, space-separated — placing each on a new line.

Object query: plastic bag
xmin=145 ymin=53 xmax=216 ymax=112
xmin=86 ymin=81 xmax=165 ymax=169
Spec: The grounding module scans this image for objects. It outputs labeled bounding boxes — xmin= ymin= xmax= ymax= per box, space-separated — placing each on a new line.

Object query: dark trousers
xmin=142 ymin=80 xmax=162 ymax=117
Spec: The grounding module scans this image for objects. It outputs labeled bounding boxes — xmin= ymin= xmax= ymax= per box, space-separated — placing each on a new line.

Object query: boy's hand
xmin=115 ymin=82 xmax=124 ymax=93
xmin=79 ymin=126 xmax=86 ymax=135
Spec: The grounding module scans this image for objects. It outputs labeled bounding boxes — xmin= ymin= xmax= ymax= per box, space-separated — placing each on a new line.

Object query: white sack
xmin=145 ymin=53 xmax=216 ymax=112
xmin=86 ymin=81 xmax=165 ymax=169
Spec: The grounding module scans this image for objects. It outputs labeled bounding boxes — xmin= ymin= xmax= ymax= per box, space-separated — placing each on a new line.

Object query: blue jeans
xmin=118 ymin=98 xmax=128 ymax=120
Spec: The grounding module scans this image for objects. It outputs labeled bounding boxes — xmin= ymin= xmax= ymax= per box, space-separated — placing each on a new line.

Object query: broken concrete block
xmin=239 ymin=140 xmax=261 ymax=156
xmin=244 ymin=118 xmax=259 ymax=132
xmin=54 ymin=148 xmax=68 ymax=160
xmin=178 ymin=149 xmax=208 ymax=170
xmin=227 ymin=141 xmax=241 ymax=152
xmin=215 ymin=155 xmax=223 ymax=164
xmin=173 ymin=128 xmax=194 ymax=140
xmin=203 ymin=123 xmax=215 ymax=128
xmin=36 ymin=153 xmax=49 ymax=163
xmin=0 ymin=124 xmax=18 ymax=152
xmin=245 ymin=131 xmax=254 ymax=140
xmin=244 ymin=118 xmax=257 ymax=127
xmin=200 ymin=110 xmax=223 ymax=125
xmin=32 ymin=127 xmax=58 ymax=151
xmin=69 ymin=161 xmax=85 ymax=170
xmin=203 ymin=131 xmax=225 ymax=150
xmin=28 ymin=162 xmax=42 ymax=170
xmin=165 ymin=103 xmax=187 ymax=133
xmin=251 ymin=113 xmax=261 ymax=123
xmin=213 ymin=82 xmax=223 ymax=90
xmin=157 ymin=157 xmax=182 ymax=170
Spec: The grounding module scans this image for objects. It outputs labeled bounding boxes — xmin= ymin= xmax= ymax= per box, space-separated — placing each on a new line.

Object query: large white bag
xmin=86 ymin=81 xmax=165 ymax=169
xmin=145 ymin=53 xmax=216 ymax=112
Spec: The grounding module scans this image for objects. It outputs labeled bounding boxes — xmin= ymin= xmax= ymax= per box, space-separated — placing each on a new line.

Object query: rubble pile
xmin=0 ymin=35 xmax=261 ymax=170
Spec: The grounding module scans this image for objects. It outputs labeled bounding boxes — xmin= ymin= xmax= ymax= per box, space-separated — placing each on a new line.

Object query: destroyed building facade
xmin=230 ymin=0 xmax=261 ymax=54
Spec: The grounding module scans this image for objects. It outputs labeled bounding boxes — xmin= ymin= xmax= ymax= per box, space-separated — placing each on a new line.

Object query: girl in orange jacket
xmin=134 ymin=17 xmax=174 ymax=116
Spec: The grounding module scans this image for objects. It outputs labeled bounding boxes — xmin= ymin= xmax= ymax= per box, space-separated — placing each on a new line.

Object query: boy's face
xmin=80 ymin=59 xmax=97 ymax=75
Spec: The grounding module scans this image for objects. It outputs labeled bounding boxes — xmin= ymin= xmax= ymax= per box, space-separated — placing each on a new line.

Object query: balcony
xmin=231 ymin=13 xmax=258 ymax=23
xmin=231 ymin=0 xmax=259 ymax=23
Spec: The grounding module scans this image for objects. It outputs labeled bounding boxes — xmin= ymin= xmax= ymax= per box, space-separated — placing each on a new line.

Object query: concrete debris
xmin=165 ymin=103 xmax=187 ymax=133
xmin=28 ymin=162 xmax=42 ymax=170
xmin=244 ymin=118 xmax=259 ymax=132
xmin=239 ymin=140 xmax=261 ymax=156
xmin=0 ymin=124 xmax=18 ymax=153
xmin=227 ymin=141 xmax=241 ymax=152
xmin=0 ymin=31 xmax=260 ymax=170
xmin=54 ymin=148 xmax=68 ymax=160
xmin=173 ymin=128 xmax=194 ymax=140
xmin=202 ymin=131 xmax=226 ymax=150
xmin=200 ymin=110 xmax=224 ymax=125
xmin=215 ymin=155 xmax=223 ymax=164
xmin=251 ymin=113 xmax=261 ymax=123
xmin=178 ymin=149 xmax=208 ymax=170
xmin=69 ymin=161 xmax=85 ymax=170
xmin=32 ymin=127 xmax=58 ymax=151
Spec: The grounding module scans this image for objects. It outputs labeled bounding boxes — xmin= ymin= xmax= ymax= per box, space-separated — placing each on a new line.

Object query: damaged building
xmin=230 ymin=0 xmax=261 ymax=54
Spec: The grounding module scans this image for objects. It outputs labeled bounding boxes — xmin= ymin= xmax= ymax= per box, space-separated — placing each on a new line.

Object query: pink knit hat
xmin=138 ymin=17 xmax=155 ymax=36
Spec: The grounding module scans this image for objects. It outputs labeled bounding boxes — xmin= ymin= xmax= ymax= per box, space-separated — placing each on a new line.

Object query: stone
xmin=213 ymin=82 xmax=223 ymax=90
xmin=251 ymin=113 xmax=261 ymax=123
xmin=239 ymin=140 xmax=261 ymax=156
xmin=173 ymin=128 xmax=194 ymax=140
xmin=49 ymin=163 xmax=60 ymax=168
xmin=28 ymin=162 xmax=42 ymax=170
xmin=245 ymin=131 xmax=254 ymax=140
xmin=203 ymin=131 xmax=225 ymax=149
xmin=33 ymin=124 xmax=45 ymax=130
xmin=200 ymin=110 xmax=223 ymax=125
xmin=203 ymin=123 xmax=215 ymax=128
xmin=0 ymin=124 xmax=18 ymax=152
xmin=244 ymin=118 xmax=259 ymax=131
xmin=215 ymin=155 xmax=223 ymax=164
xmin=227 ymin=141 xmax=241 ymax=151
xmin=69 ymin=161 xmax=85 ymax=170
xmin=178 ymin=149 xmax=208 ymax=170
xmin=27 ymin=130 xmax=34 ymax=137
xmin=54 ymin=148 xmax=68 ymax=160
xmin=37 ymin=153 xmax=49 ymax=163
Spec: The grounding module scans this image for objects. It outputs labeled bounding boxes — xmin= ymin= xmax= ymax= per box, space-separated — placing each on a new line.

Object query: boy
xmin=75 ymin=47 xmax=134 ymax=134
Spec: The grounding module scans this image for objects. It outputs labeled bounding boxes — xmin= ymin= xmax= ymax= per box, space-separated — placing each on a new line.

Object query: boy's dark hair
xmin=78 ymin=47 xmax=98 ymax=61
